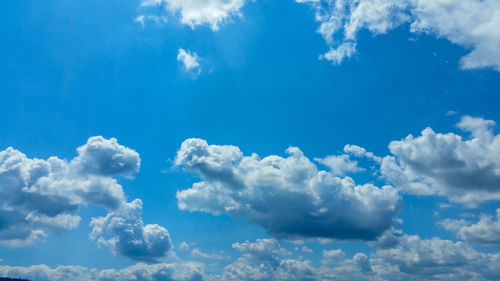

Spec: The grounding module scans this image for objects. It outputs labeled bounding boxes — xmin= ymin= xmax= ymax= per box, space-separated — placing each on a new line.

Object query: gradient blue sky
xmin=1 ymin=0 xmax=500 ymax=280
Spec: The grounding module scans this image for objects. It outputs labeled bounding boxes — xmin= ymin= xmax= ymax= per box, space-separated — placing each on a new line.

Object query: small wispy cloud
xmin=191 ymin=248 xmax=228 ymax=260
xmin=177 ymin=48 xmax=201 ymax=78
xmin=134 ymin=15 xmax=167 ymax=28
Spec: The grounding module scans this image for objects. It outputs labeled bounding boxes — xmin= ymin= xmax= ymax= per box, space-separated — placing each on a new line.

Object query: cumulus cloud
xmin=298 ymin=0 xmax=500 ymax=71
xmin=179 ymin=241 xmax=190 ymax=251
xmin=3 ymin=235 xmax=500 ymax=281
xmin=175 ymin=138 xmax=402 ymax=241
xmin=191 ymin=248 xmax=228 ymax=260
xmin=0 ymin=137 xmax=172 ymax=261
xmin=353 ymin=253 xmax=371 ymax=273
xmin=177 ymin=49 xmax=201 ymax=77
xmin=371 ymin=234 xmax=500 ymax=280
xmin=232 ymin=239 xmax=289 ymax=267
xmin=141 ymin=0 xmax=244 ymax=30
xmin=90 ymin=199 xmax=173 ymax=262
xmin=0 ymin=262 xmax=204 ymax=281
xmin=71 ymin=136 xmax=140 ymax=177
xmin=380 ymin=115 xmax=500 ymax=206
xmin=322 ymin=249 xmax=346 ymax=261
xmin=441 ymin=209 xmax=500 ymax=244
xmin=221 ymin=239 xmax=315 ymax=281
xmin=314 ymin=154 xmax=363 ymax=176
xmin=217 ymin=234 xmax=500 ymax=281
xmin=300 ymin=246 xmax=313 ymax=253
xmin=221 ymin=235 xmax=500 ymax=281
xmin=343 ymin=144 xmax=382 ymax=163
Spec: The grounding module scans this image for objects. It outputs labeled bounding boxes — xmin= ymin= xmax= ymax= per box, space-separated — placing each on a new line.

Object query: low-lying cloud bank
xmin=3 ymin=233 xmax=500 ymax=281
xmin=0 ymin=262 xmax=204 ymax=281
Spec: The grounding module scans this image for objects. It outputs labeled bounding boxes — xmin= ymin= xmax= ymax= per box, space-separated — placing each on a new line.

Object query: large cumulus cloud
xmin=380 ymin=116 xmax=500 ymax=206
xmin=175 ymin=138 xmax=402 ymax=240
xmin=0 ymin=137 xmax=172 ymax=261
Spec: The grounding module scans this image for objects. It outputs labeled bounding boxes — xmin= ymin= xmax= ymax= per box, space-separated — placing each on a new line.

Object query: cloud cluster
xmin=380 ymin=116 xmax=500 ymax=206
xmin=221 ymin=239 xmax=316 ymax=281
xmin=141 ymin=0 xmax=244 ymax=30
xmin=232 ymin=239 xmax=289 ymax=267
xmin=0 ymin=137 xmax=172 ymax=260
xmin=175 ymin=138 xmax=401 ymax=241
xmin=372 ymin=234 xmax=500 ymax=280
xmin=297 ymin=0 xmax=500 ymax=71
xmin=441 ymin=209 xmax=500 ymax=244
xmin=0 ymin=262 xmax=204 ymax=281
xmin=3 ymin=233 xmax=500 ymax=281
xmin=220 ymin=234 xmax=500 ymax=281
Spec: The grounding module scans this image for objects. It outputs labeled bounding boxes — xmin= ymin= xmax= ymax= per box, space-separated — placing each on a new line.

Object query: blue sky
xmin=1 ymin=0 xmax=500 ymax=280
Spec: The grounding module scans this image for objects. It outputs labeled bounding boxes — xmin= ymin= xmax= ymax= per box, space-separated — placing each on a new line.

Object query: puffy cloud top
xmin=175 ymin=138 xmax=401 ymax=240
xmin=380 ymin=116 xmax=500 ymax=206
xmin=72 ymin=136 xmax=140 ymax=177
xmin=90 ymin=199 xmax=173 ymax=262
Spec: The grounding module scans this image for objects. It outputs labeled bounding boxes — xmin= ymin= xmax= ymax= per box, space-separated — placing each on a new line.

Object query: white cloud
xmin=314 ymin=154 xmax=364 ymax=176
xmin=343 ymin=144 xmax=382 ymax=163
xmin=380 ymin=115 xmax=500 ymax=206
xmin=322 ymin=249 xmax=346 ymax=260
xmin=3 ymin=234 xmax=500 ymax=281
xmin=301 ymin=246 xmax=313 ymax=253
xmin=372 ymin=234 xmax=500 ymax=280
xmin=134 ymin=15 xmax=167 ymax=27
xmin=175 ymin=138 xmax=402 ymax=240
xmin=221 ymin=239 xmax=316 ymax=281
xmin=353 ymin=253 xmax=371 ymax=273
xmin=221 ymin=234 xmax=500 ymax=281
xmin=298 ymin=0 xmax=500 ymax=71
xmin=72 ymin=136 xmax=140 ymax=178
xmin=0 ymin=262 xmax=204 ymax=281
xmin=217 ymin=234 xmax=500 ymax=281
xmin=441 ymin=209 xmax=500 ymax=244
xmin=0 ymin=137 xmax=172 ymax=261
xmin=191 ymin=248 xmax=228 ymax=260
xmin=177 ymin=49 xmax=201 ymax=77
xmin=179 ymin=241 xmax=190 ymax=251
xmin=232 ymin=239 xmax=289 ymax=267
xmin=90 ymin=199 xmax=173 ymax=262
xmin=141 ymin=0 xmax=245 ymax=31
